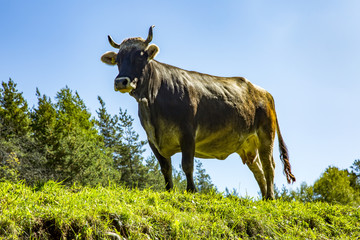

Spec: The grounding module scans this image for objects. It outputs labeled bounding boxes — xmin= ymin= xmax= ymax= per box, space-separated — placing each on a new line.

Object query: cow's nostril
xmin=122 ymin=79 xmax=128 ymax=86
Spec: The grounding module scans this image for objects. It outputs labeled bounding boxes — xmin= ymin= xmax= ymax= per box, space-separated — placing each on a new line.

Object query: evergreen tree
xmin=350 ymin=159 xmax=360 ymax=192
xmin=0 ymin=78 xmax=30 ymax=139
xmin=294 ymin=182 xmax=315 ymax=202
xmin=116 ymin=108 xmax=148 ymax=188
xmin=144 ymin=154 xmax=164 ymax=191
xmin=0 ymin=139 xmax=20 ymax=182
xmin=172 ymin=160 xmax=216 ymax=193
xmin=194 ymin=159 xmax=216 ymax=193
xmin=49 ymin=87 xmax=114 ymax=186
xmin=31 ymin=89 xmax=57 ymax=165
xmin=0 ymin=79 xmax=46 ymax=184
xmin=274 ymin=182 xmax=315 ymax=202
xmin=96 ymin=97 xmax=148 ymax=189
xmin=173 ymin=164 xmax=187 ymax=191
xmin=95 ymin=96 xmax=122 ymax=183
xmin=351 ymin=159 xmax=360 ymax=176
xmin=96 ymin=96 xmax=119 ymax=148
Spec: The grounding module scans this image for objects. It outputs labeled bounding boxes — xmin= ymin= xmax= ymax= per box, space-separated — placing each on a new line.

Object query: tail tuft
xmin=277 ymin=118 xmax=296 ymax=184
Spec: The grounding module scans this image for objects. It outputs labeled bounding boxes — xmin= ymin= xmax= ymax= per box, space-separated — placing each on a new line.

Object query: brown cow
xmin=101 ymin=26 xmax=295 ymax=199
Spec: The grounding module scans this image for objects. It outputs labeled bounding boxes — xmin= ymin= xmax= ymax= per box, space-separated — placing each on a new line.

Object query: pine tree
xmin=0 ymin=78 xmax=30 ymax=139
xmin=95 ymin=96 xmax=122 ymax=183
xmin=350 ymin=159 xmax=360 ymax=192
xmin=49 ymin=87 xmax=114 ymax=186
xmin=0 ymin=79 xmax=47 ymax=184
xmin=173 ymin=165 xmax=187 ymax=191
xmin=31 ymin=89 xmax=57 ymax=162
xmin=96 ymin=96 xmax=119 ymax=148
xmin=116 ymin=108 xmax=148 ymax=188
xmin=144 ymin=154 xmax=164 ymax=191
xmin=96 ymin=97 xmax=149 ymax=189
xmin=195 ymin=159 xmax=216 ymax=193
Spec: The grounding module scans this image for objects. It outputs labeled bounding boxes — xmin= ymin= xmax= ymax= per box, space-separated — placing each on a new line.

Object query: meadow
xmin=1 ymin=181 xmax=359 ymax=239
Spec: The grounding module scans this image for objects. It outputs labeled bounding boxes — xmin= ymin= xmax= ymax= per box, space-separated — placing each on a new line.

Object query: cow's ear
xmin=146 ymin=44 xmax=159 ymax=60
xmin=101 ymin=51 xmax=117 ymax=65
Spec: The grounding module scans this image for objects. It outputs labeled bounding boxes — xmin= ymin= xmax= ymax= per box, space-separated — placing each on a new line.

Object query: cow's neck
xmin=130 ymin=60 xmax=166 ymax=102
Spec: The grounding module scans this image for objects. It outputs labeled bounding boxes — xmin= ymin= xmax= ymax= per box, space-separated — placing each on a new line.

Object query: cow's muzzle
xmin=114 ymin=77 xmax=135 ymax=93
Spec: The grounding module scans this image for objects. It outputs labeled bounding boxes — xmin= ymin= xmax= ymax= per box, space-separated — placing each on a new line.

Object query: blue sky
xmin=1 ymin=1 xmax=359 ymax=197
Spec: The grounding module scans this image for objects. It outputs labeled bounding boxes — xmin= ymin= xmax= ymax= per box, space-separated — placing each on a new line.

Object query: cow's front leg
xmin=149 ymin=142 xmax=173 ymax=190
xmin=180 ymin=134 xmax=197 ymax=192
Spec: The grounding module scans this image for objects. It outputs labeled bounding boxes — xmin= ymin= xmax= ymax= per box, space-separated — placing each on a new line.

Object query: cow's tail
xmin=276 ymin=116 xmax=296 ymax=184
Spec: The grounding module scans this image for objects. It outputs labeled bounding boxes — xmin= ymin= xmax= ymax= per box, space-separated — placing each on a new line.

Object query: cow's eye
xmin=133 ymin=51 xmax=143 ymax=61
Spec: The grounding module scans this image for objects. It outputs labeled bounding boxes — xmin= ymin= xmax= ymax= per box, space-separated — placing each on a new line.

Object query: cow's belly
xmin=148 ymin=122 xmax=255 ymax=160
xmin=155 ymin=129 xmax=244 ymax=160
xmin=139 ymin=101 xmax=256 ymax=160
xmin=194 ymin=126 xmax=245 ymax=160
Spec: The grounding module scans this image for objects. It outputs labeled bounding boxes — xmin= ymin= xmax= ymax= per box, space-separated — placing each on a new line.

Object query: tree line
xmin=0 ymin=78 xmax=215 ymax=193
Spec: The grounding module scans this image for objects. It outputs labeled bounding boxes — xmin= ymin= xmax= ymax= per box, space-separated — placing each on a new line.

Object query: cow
xmin=101 ymin=26 xmax=295 ymax=199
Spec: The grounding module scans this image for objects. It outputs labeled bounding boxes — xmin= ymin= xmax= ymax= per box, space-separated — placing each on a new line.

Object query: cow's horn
xmin=145 ymin=25 xmax=155 ymax=44
xmin=108 ymin=35 xmax=120 ymax=49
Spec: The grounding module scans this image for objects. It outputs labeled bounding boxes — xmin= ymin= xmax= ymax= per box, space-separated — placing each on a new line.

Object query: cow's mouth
xmin=114 ymin=77 xmax=137 ymax=93
xmin=115 ymin=85 xmax=136 ymax=93
xmin=118 ymin=89 xmax=131 ymax=93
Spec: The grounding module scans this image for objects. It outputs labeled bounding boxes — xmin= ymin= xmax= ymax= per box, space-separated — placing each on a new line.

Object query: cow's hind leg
xmin=238 ymin=135 xmax=267 ymax=198
xmin=258 ymin=131 xmax=276 ymax=200
xmin=149 ymin=142 xmax=173 ymax=191
xmin=239 ymin=153 xmax=267 ymax=198
xmin=248 ymin=157 xmax=267 ymax=198
xmin=258 ymin=147 xmax=275 ymax=200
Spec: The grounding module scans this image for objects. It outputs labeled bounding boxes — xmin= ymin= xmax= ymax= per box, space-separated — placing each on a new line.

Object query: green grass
xmin=0 ymin=181 xmax=359 ymax=239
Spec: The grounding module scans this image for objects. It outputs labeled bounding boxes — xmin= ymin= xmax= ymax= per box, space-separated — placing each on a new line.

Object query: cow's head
xmin=101 ymin=26 xmax=159 ymax=93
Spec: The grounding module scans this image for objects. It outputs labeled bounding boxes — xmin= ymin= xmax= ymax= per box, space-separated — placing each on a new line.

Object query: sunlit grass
xmin=0 ymin=181 xmax=359 ymax=239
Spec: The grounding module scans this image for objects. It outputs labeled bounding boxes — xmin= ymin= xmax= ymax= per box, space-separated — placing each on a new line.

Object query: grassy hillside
xmin=0 ymin=181 xmax=359 ymax=239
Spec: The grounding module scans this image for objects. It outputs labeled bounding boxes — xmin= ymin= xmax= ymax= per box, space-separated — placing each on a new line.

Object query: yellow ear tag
xmin=111 ymin=58 xmax=116 ymax=64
